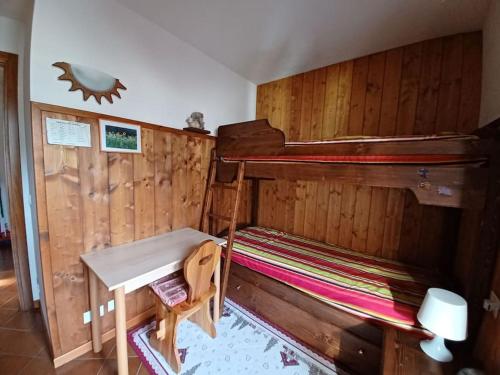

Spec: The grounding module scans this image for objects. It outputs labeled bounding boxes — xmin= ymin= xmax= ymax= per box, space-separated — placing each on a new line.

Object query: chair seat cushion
xmin=149 ymin=273 xmax=188 ymax=307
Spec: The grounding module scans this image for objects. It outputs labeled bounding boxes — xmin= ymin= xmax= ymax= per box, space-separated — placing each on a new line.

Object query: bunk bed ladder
xmin=200 ymin=151 xmax=245 ymax=314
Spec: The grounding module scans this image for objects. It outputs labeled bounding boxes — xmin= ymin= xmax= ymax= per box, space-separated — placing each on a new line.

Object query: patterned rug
xmin=128 ymin=298 xmax=346 ymax=375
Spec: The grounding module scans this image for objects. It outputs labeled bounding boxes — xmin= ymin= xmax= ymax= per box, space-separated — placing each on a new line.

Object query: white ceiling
xmin=116 ymin=0 xmax=490 ymax=84
xmin=0 ymin=0 xmax=32 ymax=23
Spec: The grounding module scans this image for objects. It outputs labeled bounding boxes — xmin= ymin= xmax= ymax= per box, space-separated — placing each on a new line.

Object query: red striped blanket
xmin=228 ymin=226 xmax=439 ymax=332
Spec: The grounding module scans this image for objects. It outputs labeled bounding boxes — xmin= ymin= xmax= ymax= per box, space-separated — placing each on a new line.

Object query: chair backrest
xmin=183 ymin=240 xmax=221 ymax=303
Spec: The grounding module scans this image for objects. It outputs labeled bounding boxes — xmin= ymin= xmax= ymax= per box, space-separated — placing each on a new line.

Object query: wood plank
xmin=322 ymin=64 xmax=340 ymax=139
xmin=398 ymin=192 xmax=423 ymax=263
xmin=381 ymin=189 xmax=406 ymax=259
xmin=280 ymin=77 xmax=293 ymax=138
xmin=293 ymin=181 xmax=307 ymax=236
xmin=77 ymin=117 xmax=113 ymax=331
xmin=154 ymin=131 xmax=173 ymax=234
xmin=303 ymin=182 xmax=318 ymax=239
xmin=348 ymin=56 xmax=370 ymax=136
xmin=269 ymin=80 xmax=283 ymax=129
xmin=109 ymin=153 xmax=134 ymax=245
xmin=335 ymin=61 xmax=354 ymax=137
xmin=313 ymin=182 xmax=329 ymax=242
xmin=435 ymin=34 xmax=464 ymax=133
xmin=325 ymin=182 xmax=343 ymax=245
xmin=171 ymin=134 xmax=188 ymax=230
xmin=186 ymin=136 xmax=203 ymax=228
xmin=351 ymin=186 xmax=372 ymax=251
xmin=42 ymin=113 xmax=89 ymax=353
xmin=414 ymin=38 xmax=443 ymax=135
xmin=396 ymin=42 xmax=422 ymax=135
xmin=133 ymin=128 xmax=156 ymax=314
xmin=457 ymin=32 xmax=482 ymax=133
xmin=379 ymin=48 xmax=403 ymax=136
xmin=363 ymin=52 xmax=386 ymax=135
xmin=310 ymin=68 xmax=327 ymax=140
xmin=338 ymin=185 xmax=356 ymax=247
xmin=366 ymin=187 xmax=389 ymax=256
xmin=299 ymin=71 xmax=315 ymax=140
xmin=134 ymin=128 xmax=155 ymax=240
xmin=288 ymin=74 xmax=304 ymax=141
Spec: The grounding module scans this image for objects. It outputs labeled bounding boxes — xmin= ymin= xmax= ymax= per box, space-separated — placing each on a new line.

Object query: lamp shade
xmin=417 ymin=288 xmax=467 ymax=341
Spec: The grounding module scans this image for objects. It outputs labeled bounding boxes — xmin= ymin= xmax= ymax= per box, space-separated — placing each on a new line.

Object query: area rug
xmin=128 ymin=298 xmax=346 ymax=375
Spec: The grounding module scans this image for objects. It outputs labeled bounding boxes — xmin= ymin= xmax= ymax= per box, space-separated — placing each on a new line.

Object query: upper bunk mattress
xmin=227 ymin=226 xmax=440 ymax=333
xmin=221 ymin=134 xmax=485 ymax=164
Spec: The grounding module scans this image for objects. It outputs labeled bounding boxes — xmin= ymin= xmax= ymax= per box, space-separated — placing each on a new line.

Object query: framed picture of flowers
xmin=99 ymin=119 xmax=141 ymax=153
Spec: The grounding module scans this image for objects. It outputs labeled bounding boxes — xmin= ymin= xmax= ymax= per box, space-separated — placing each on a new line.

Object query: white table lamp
xmin=417 ymin=288 xmax=467 ymax=362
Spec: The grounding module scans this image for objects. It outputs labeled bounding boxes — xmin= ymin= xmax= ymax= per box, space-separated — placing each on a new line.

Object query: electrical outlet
xmin=100 ymin=305 xmax=105 ymax=317
xmin=83 ymin=310 xmax=91 ymax=324
xmin=108 ymin=299 xmax=115 ymax=312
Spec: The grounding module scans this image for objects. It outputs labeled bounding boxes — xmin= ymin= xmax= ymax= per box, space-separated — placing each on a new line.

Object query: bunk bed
xmin=202 ymin=119 xmax=500 ymax=374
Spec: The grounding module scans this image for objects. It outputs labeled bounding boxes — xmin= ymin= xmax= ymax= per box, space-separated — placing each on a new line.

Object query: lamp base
xmin=420 ymin=335 xmax=453 ymax=362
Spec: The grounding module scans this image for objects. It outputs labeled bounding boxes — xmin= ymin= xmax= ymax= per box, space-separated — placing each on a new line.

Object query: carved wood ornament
xmin=53 ymin=61 xmax=126 ymax=104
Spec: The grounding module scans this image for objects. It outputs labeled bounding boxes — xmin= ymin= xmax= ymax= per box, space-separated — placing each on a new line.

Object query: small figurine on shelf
xmin=184 ymin=112 xmax=210 ymax=134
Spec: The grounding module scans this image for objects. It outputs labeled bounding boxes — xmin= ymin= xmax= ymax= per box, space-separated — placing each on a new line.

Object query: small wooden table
xmin=80 ymin=228 xmax=226 ymax=375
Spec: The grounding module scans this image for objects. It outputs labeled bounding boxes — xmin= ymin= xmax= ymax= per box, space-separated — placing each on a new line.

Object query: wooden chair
xmin=149 ymin=240 xmax=221 ymax=373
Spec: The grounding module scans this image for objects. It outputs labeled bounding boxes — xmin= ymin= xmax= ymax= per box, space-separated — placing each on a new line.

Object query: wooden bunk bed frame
xmin=202 ymin=119 xmax=500 ymax=374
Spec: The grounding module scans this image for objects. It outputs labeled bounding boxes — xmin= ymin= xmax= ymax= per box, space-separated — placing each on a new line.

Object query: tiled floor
xmin=0 ymin=257 xmax=149 ymax=374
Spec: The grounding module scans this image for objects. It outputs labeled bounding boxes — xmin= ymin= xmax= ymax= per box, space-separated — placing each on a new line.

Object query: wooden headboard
xmin=216 ymin=119 xmax=285 ymax=156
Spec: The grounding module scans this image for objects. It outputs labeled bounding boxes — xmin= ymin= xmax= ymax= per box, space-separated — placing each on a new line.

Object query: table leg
xmin=114 ymin=287 xmax=128 ymax=375
xmin=89 ymin=269 xmax=102 ymax=353
xmin=214 ymin=254 xmax=221 ymax=323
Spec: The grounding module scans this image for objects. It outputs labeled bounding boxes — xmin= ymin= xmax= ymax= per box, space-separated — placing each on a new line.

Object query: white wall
xmin=480 ymin=0 xmax=500 ymax=126
xmin=30 ymin=0 xmax=256 ymax=133
xmin=0 ymin=13 xmax=40 ymax=301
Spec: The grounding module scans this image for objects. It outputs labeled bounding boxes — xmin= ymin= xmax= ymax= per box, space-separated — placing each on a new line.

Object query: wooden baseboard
xmin=53 ymin=307 xmax=155 ymax=368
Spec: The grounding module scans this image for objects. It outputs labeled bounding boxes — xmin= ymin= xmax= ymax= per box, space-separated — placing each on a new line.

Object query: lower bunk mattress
xmin=226 ymin=226 xmax=439 ymax=333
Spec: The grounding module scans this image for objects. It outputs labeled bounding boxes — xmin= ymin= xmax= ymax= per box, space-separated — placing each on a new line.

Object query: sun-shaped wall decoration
xmin=53 ymin=62 xmax=126 ymax=104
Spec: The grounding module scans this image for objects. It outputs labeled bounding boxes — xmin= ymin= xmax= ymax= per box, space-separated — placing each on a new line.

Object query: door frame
xmin=1 ymin=51 xmax=33 ymax=311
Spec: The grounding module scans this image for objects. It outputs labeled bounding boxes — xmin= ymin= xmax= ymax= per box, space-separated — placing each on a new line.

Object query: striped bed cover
xmin=229 ymin=226 xmax=439 ymax=332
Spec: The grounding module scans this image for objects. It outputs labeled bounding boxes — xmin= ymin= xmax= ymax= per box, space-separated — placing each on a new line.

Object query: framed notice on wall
xmin=46 ymin=118 xmax=92 ymax=147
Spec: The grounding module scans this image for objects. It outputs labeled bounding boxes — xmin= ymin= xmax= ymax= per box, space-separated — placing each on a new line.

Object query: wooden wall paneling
xmin=366 ymin=187 xmax=389 ymax=256
xmin=171 ymin=134 xmax=188 ymax=230
xmin=414 ymin=38 xmax=443 ymax=135
xmin=186 ymin=136 xmax=203 ymax=229
xmin=293 ymin=181 xmax=307 ymax=236
xmin=335 ymin=61 xmax=354 ymax=137
xmin=42 ymin=112 xmax=90 ymax=353
xmin=397 ymin=193 xmax=424 ymax=264
xmin=32 ymin=103 xmax=215 ymax=359
xmin=280 ymin=78 xmax=293 ymax=138
xmin=363 ymin=52 xmax=386 ymax=136
xmin=325 ymin=182 xmax=343 ymax=245
xmin=133 ymin=128 xmax=156 ymax=313
xmin=351 ymin=186 xmax=372 ymax=251
xmin=381 ymin=189 xmax=406 ymax=259
xmin=134 ymin=128 xmax=155 ymax=240
xmin=458 ymin=32 xmax=482 ymax=134
xmin=299 ymin=71 xmax=315 ymax=141
xmin=154 ymin=131 xmax=173 ymax=234
xmin=310 ymin=68 xmax=327 ymax=140
xmin=338 ymin=185 xmax=356 ymax=248
xmin=322 ymin=64 xmax=340 ymax=139
xmin=33 ymin=110 xmax=62 ymax=356
xmin=77 ymin=117 xmax=114 ymax=332
xmin=396 ymin=43 xmax=422 ymax=135
xmin=435 ymin=35 xmax=464 ymax=133
xmin=313 ymin=182 xmax=329 ymax=242
xmin=245 ymin=31 xmax=481 ymax=267
xmin=303 ymin=182 xmax=318 ymax=239
xmin=379 ymin=48 xmax=403 ymax=136
xmin=289 ymin=74 xmax=304 ymax=141
xmin=348 ymin=57 xmax=369 ymax=136
xmin=108 ymin=152 xmax=137 ymax=320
